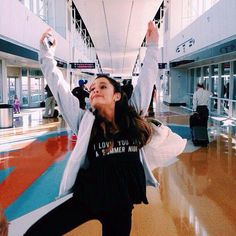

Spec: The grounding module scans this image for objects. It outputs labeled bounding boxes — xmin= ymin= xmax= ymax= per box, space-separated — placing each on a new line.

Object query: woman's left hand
xmin=146 ymin=21 xmax=159 ymax=45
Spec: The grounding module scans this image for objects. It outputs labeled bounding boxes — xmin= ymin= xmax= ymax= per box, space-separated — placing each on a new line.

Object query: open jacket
xmin=39 ymin=42 xmax=187 ymax=198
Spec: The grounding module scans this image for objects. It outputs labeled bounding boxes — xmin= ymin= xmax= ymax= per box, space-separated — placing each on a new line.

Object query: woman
xmin=25 ymin=22 xmax=186 ymax=236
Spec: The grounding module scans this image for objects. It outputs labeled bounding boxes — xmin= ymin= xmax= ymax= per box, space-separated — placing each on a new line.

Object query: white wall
xmin=54 ymin=0 xmax=67 ymax=38
xmin=165 ymin=0 xmax=236 ymax=62
xmin=0 ymin=0 xmax=69 ymax=61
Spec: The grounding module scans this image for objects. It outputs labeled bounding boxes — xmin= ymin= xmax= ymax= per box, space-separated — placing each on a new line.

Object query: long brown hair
xmin=0 ymin=206 xmax=8 ymax=236
xmin=91 ymin=75 xmax=152 ymax=148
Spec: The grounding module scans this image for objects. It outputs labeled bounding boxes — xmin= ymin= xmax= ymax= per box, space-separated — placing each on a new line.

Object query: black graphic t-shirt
xmin=73 ymin=127 xmax=148 ymax=211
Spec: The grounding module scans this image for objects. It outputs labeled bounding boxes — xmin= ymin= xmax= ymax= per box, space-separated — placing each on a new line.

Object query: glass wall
xmin=7 ymin=78 xmax=18 ymax=105
xmin=19 ymin=0 xmax=48 ymax=23
xmin=187 ymin=60 xmax=236 ymax=118
xmin=232 ymin=61 xmax=236 ymax=117
xmin=211 ymin=64 xmax=219 ymax=113
xmin=196 ymin=67 xmax=201 ymax=84
xmin=21 ymin=68 xmax=45 ymax=108
xmin=203 ymin=66 xmax=210 ymax=90
xmin=220 ymin=62 xmax=230 ymax=115
xmin=187 ymin=69 xmax=195 ymax=108
xmin=189 ymin=69 xmax=194 ymax=94
xmin=233 ymin=61 xmax=236 ymax=100
xmin=21 ymin=74 xmax=29 ymax=107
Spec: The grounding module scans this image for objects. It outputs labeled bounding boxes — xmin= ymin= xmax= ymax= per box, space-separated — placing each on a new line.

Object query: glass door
xmin=231 ymin=61 xmax=236 ymax=118
xmin=21 ymin=68 xmax=45 ymax=108
xmin=7 ymin=77 xmax=20 ymax=105
xmin=29 ymin=77 xmax=44 ymax=107
xmin=22 ymin=75 xmax=29 ymax=107
xmin=220 ymin=62 xmax=230 ymax=116
xmin=210 ymin=64 xmax=219 ymax=114
xmin=7 ymin=78 xmax=16 ymax=105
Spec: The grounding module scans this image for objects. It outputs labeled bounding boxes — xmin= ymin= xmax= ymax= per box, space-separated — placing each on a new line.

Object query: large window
xmin=181 ymin=0 xmax=220 ymax=30
xmin=22 ymin=75 xmax=29 ymax=107
xmin=190 ymin=69 xmax=194 ymax=93
xmin=196 ymin=67 xmax=201 ymax=85
xmin=211 ymin=64 xmax=218 ymax=95
xmin=21 ymin=68 xmax=45 ymax=108
xmin=203 ymin=66 xmax=210 ymax=90
xmin=232 ymin=61 xmax=236 ymax=117
xmin=187 ymin=61 xmax=236 ymax=118
xmin=19 ymin=0 xmax=48 ymax=22
xmin=233 ymin=61 xmax=236 ymax=100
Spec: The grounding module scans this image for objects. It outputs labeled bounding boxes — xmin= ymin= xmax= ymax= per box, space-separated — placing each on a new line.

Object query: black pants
xmin=196 ymin=105 xmax=209 ymax=127
xmin=24 ymin=197 xmax=133 ymax=236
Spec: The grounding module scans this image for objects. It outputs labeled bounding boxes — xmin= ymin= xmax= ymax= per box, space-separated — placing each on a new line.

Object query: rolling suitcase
xmin=190 ymin=113 xmax=203 ymax=128
xmin=192 ymin=126 xmax=209 ymax=147
xmin=190 ymin=113 xmax=209 ymax=146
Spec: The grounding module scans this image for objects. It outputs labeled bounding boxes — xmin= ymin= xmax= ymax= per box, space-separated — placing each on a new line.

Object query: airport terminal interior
xmin=1 ymin=0 xmax=236 ymax=235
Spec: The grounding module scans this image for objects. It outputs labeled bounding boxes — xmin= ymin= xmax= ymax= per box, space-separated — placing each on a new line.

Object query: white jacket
xmin=39 ymin=43 xmax=187 ymax=198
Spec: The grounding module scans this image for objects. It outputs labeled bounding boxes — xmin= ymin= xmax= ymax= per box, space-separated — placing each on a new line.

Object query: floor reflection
xmin=154 ymin=136 xmax=236 ymax=236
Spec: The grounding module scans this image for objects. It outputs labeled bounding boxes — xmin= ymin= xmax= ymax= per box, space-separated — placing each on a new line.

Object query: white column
xmin=2 ymin=60 xmax=8 ymax=104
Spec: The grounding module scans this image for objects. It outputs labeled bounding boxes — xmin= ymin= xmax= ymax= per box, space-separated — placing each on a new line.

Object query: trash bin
xmin=0 ymin=104 xmax=13 ymax=128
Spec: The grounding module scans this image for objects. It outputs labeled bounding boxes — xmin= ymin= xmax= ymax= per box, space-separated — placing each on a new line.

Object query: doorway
xmin=7 ymin=77 xmax=20 ymax=105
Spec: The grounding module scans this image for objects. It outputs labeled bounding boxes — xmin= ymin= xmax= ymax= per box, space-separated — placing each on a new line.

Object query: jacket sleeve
xmin=143 ymin=123 xmax=187 ymax=170
xmin=39 ymin=45 xmax=85 ymax=134
xmin=129 ymin=44 xmax=158 ymax=116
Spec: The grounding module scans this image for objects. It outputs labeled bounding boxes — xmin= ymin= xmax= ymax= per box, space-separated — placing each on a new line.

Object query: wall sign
xmin=70 ymin=62 xmax=95 ymax=69
xmin=158 ymin=63 xmax=167 ymax=69
xmin=176 ymin=38 xmax=195 ymax=53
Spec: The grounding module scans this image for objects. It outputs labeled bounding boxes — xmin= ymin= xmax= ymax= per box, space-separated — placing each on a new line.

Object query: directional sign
xmin=70 ymin=62 xmax=95 ymax=69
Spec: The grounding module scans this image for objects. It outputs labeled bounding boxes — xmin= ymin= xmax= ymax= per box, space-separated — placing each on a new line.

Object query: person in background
xmin=122 ymin=79 xmax=133 ymax=100
xmin=148 ymin=85 xmax=157 ymax=117
xmin=43 ymin=84 xmax=56 ymax=118
xmin=192 ymin=83 xmax=213 ymax=127
xmin=13 ymin=94 xmax=20 ymax=113
xmin=71 ymin=79 xmax=90 ymax=141
xmin=24 ymin=21 xmax=186 ymax=236
xmin=72 ymin=79 xmax=90 ymax=110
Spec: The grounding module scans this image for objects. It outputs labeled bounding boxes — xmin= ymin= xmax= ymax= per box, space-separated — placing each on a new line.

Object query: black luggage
xmin=191 ymin=126 xmax=209 ymax=147
xmin=190 ymin=113 xmax=209 ymax=147
xmin=190 ymin=113 xmax=204 ymax=128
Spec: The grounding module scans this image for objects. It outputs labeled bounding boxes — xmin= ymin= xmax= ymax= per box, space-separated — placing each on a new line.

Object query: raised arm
xmin=129 ymin=21 xmax=159 ymax=116
xmin=39 ymin=29 xmax=85 ymax=134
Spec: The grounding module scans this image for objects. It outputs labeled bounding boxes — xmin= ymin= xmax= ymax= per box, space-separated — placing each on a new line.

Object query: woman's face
xmin=89 ymin=77 xmax=121 ymax=110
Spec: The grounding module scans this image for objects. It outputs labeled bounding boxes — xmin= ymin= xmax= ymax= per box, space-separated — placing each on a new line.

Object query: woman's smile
xmin=91 ymin=94 xmax=103 ymax=100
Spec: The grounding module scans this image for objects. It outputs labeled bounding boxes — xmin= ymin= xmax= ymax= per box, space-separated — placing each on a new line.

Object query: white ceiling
xmin=74 ymin=0 xmax=162 ymax=77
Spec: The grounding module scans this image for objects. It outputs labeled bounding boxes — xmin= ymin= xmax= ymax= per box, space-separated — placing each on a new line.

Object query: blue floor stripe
xmin=0 ymin=167 xmax=14 ymax=184
xmin=168 ymin=125 xmax=191 ymax=139
xmin=5 ymin=152 xmax=71 ymax=221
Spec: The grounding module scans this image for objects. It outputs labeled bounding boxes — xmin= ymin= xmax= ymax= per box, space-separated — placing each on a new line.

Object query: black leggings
xmin=24 ymin=197 xmax=133 ymax=236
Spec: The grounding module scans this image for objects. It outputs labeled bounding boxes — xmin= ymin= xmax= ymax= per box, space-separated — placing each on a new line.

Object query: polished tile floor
xmin=1 ymin=102 xmax=236 ymax=236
